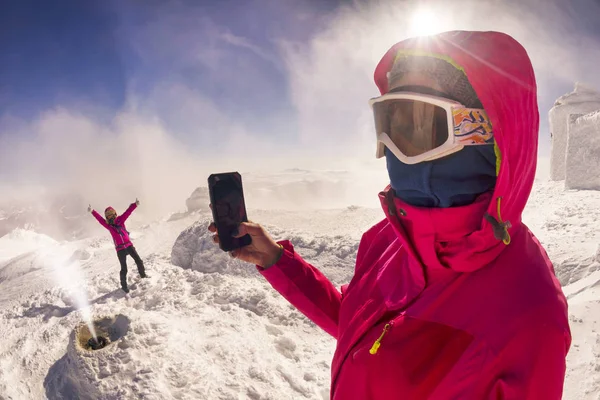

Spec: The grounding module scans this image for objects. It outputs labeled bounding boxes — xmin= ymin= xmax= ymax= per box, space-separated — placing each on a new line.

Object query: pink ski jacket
xmin=260 ymin=31 xmax=570 ymax=399
xmin=92 ymin=203 xmax=137 ymax=251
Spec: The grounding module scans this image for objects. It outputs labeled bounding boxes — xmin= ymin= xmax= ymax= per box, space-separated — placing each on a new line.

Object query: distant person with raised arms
xmin=209 ymin=31 xmax=570 ymax=399
xmin=89 ymin=199 xmax=146 ymax=293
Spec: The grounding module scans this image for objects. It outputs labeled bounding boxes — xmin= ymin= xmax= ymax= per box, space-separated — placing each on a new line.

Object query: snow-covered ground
xmin=0 ymin=178 xmax=599 ymax=399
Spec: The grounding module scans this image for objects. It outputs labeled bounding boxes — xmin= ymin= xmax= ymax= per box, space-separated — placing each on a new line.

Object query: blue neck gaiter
xmin=385 ymin=146 xmax=497 ymax=208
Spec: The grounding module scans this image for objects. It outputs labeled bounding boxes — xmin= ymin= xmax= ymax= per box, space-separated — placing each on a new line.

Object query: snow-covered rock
xmin=549 ymin=83 xmax=600 ymax=181
xmin=171 ymin=215 xmax=362 ymax=285
xmin=185 ymin=187 xmax=209 ymax=213
xmin=167 ymin=187 xmax=209 ymax=221
xmin=565 ymin=111 xmax=600 ymax=190
xmin=171 ymin=219 xmax=227 ymax=270
xmin=171 ymin=218 xmax=256 ymax=277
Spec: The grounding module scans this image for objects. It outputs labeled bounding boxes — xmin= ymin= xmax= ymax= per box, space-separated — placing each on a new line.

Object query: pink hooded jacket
xmin=259 ymin=31 xmax=570 ymax=399
xmin=92 ymin=203 xmax=137 ymax=251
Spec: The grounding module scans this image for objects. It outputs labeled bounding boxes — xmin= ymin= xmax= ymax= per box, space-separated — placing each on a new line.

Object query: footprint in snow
xmin=265 ymin=325 xmax=283 ymax=336
xmin=275 ymin=336 xmax=298 ymax=361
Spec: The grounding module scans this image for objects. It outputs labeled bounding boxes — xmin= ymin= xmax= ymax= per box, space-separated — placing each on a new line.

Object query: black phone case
xmin=208 ymin=172 xmax=252 ymax=252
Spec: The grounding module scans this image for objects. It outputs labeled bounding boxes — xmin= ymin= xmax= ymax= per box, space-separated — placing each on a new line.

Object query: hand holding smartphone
xmin=208 ymin=172 xmax=252 ymax=252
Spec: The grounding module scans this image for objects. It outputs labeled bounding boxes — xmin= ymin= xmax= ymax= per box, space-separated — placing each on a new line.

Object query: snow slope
xmin=0 ymin=211 xmax=344 ymax=399
xmin=0 ymin=179 xmax=599 ymax=399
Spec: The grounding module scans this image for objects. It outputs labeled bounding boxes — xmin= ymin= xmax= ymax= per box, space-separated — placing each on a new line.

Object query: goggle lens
xmin=373 ymin=99 xmax=449 ymax=157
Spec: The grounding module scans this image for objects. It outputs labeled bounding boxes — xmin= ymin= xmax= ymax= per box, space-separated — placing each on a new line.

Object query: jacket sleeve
xmin=118 ymin=203 xmax=137 ymax=223
xmin=483 ymin=318 xmax=570 ymax=399
xmin=91 ymin=210 xmax=109 ymax=229
xmin=258 ymin=240 xmax=342 ymax=338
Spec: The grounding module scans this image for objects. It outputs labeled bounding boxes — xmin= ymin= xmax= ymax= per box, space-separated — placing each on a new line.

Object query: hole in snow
xmin=87 ymin=336 xmax=108 ymax=350
xmin=76 ymin=314 xmax=131 ymax=351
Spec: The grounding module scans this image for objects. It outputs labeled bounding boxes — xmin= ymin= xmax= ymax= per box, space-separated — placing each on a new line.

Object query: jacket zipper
xmin=369 ymin=322 xmax=393 ymax=355
xmin=365 ymin=191 xmax=400 ymax=356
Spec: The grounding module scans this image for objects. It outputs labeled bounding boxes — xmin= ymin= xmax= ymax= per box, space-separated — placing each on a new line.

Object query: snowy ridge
xmin=0 ymin=180 xmax=599 ymax=399
xmin=0 ymin=228 xmax=58 ymax=264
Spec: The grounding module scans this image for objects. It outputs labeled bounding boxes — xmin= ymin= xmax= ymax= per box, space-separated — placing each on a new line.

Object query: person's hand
xmin=208 ymin=221 xmax=283 ymax=268
xmin=135 ymin=198 xmax=140 ymax=206
xmin=87 ymin=204 xmax=92 ymax=213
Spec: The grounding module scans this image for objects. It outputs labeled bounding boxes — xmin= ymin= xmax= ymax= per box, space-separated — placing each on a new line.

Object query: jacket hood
xmin=374 ymin=31 xmax=539 ymax=272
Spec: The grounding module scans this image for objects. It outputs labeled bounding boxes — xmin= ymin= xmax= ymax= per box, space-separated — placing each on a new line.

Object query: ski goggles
xmin=369 ymin=92 xmax=494 ymax=164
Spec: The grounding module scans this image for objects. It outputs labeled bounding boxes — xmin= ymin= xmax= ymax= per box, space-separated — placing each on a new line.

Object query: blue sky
xmin=0 ymin=0 xmax=339 ymax=134
xmin=1 ymin=0 xmax=600 ymax=196
xmin=2 ymin=0 xmax=599 ymax=142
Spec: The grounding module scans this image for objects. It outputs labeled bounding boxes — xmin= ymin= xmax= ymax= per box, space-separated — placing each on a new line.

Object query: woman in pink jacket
xmin=210 ymin=31 xmax=570 ymax=399
xmin=89 ymin=199 xmax=146 ymax=293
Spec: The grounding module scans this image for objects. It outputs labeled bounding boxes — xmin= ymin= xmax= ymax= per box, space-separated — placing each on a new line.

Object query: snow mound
xmin=171 ymin=217 xmax=360 ymax=286
xmin=44 ymin=315 xmax=131 ymax=399
xmin=2 ymin=227 xmax=57 ymax=244
xmin=550 ymin=83 xmax=600 ymax=181
xmin=69 ymin=248 xmax=93 ymax=263
xmin=171 ymin=218 xmax=253 ymax=277
xmin=565 ymin=111 xmax=600 ymax=190
xmin=186 ymin=187 xmax=210 ymax=213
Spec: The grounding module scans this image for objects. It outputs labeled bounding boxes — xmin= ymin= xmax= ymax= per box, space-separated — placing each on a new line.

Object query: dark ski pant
xmin=117 ymin=246 xmax=145 ymax=289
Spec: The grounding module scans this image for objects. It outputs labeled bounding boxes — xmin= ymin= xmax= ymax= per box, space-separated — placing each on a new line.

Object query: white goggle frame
xmin=369 ymin=92 xmax=494 ymax=164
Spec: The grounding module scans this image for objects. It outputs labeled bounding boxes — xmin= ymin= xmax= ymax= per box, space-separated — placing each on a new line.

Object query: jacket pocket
xmin=351 ymin=315 xmax=474 ymax=399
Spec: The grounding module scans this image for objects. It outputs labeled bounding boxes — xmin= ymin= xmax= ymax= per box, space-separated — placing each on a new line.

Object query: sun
xmin=408 ymin=9 xmax=440 ymax=37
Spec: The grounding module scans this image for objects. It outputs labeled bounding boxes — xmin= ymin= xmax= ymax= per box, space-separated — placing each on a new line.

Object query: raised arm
xmin=118 ymin=202 xmax=138 ymax=223
xmin=210 ymin=221 xmax=344 ymax=338
xmin=91 ymin=210 xmax=109 ymax=229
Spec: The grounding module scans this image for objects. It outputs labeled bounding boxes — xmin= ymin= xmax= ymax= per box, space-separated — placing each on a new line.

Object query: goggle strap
xmin=452 ymin=108 xmax=494 ymax=145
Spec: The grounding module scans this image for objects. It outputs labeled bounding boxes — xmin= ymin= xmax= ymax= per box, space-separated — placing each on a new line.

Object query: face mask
xmin=385 ymin=145 xmax=497 ymax=208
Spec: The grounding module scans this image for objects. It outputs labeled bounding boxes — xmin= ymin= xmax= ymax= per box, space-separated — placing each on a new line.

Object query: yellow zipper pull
xmin=369 ymin=323 xmax=391 ymax=355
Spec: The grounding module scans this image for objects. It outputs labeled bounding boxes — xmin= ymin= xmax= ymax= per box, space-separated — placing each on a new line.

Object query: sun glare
xmin=409 ymin=9 xmax=440 ymax=37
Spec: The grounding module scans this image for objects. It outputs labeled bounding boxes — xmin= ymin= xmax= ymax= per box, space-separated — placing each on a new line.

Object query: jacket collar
xmin=379 ymin=186 xmax=510 ymax=272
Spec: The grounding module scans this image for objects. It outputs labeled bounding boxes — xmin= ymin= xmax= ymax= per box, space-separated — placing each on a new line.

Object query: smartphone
xmin=208 ymin=172 xmax=252 ymax=252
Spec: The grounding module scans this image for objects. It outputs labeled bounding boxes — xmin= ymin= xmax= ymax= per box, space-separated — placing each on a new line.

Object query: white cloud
xmin=279 ymin=0 xmax=600 ymax=159
xmin=2 ymin=0 xmax=596 ymax=215
xmin=218 ymin=30 xmax=281 ymax=68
